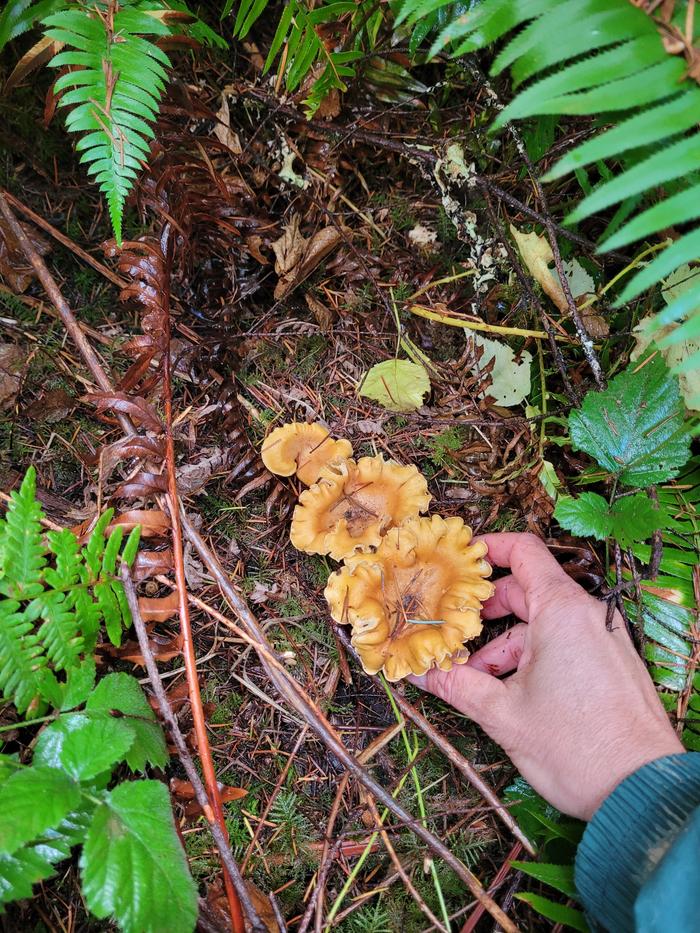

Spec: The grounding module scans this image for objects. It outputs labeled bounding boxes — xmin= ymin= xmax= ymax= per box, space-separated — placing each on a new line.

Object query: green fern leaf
xmin=0 ymin=847 xmax=56 ymax=907
xmin=0 ymin=599 xmax=46 ymax=715
xmin=0 ymin=467 xmax=46 ymax=601
xmin=0 ymin=0 xmax=62 ymax=52
xmin=42 ymin=7 xmax=172 ymax=243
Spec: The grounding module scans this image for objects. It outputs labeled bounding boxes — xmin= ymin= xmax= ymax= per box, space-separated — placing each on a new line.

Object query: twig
xmin=180 ymin=513 xmax=521 ymax=933
xmin=460 ymin=842 xmax=522 ymax=933
xmin=159 ymin=227 xmax=245 ymax=933
xmin=2 ymin=191 xmax=129 ymax=290
xmin=0 ymin=191 xmax=135 ymax=436
xmin=120 ymin=565 xmax=266 ymax=933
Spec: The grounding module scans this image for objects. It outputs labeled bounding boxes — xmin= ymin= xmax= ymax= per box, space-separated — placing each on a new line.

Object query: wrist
xmin=585 ymin=733 xmax=685 ymax=821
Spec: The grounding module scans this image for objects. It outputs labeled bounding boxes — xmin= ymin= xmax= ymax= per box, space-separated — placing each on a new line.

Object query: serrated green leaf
xmin=609 ymin=494 xmax=667 ymax=548
xmin=80 ymin=780 xmax=198 ymax=933
xmin=554 ymin=493 xmax=612 ymax=541
xmin=568 ymin=353 xmax=692 ymax=487
xmin=34 ymin=712 xmax=135 ymax=782
xmin=0 ymin=767 xmax=80 ymax=855
xmin=87 ymin=673 xmax=167 ymax=771
xmin=60 ymin=658 xmax=96 ymax=711
xmin=359 ymin=358 xmax=431 ymax=412
xmin=0 ymin=847 xmax=56 ymax=906
xmin=33 ymin=803 xmax=93 ymax=864
xmin=0 ymin=466 xmax=45 ymax=600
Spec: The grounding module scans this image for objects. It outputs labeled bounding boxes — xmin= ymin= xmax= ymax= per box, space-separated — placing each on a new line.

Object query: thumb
xmin=408 ymin=663 xmax=510 ymax=733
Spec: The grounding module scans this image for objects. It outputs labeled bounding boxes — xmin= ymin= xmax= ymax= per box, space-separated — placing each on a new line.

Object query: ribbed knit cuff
xmin=574 ymin=752 xmax=700 ymax=933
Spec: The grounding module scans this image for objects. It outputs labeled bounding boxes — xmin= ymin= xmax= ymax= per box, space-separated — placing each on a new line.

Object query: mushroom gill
xmin=261 ymin=422 xmax=352 ymax=486
xmin=324 ymin=515 xmax=494 ymax=681
xmin=290 ymin=455 xmax=431 ymax=560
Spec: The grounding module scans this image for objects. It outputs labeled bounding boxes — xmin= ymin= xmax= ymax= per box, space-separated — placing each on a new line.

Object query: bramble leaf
xmin=34 ymin=713 xmax=135 ymax=782
xmin=80 ymin=780 xmax=198 ymax=933
xmin=554 ymin=493 xmax=612 ymax=541
xmin=0 ymin=767 xmax=80 ymax=855
xmin=555 ymin=492 xmax=667 ymax=547
xmin=87 ymin=673 xmax=167 ymax=771
xmin=568 ymin=353 xmax=691 ymax=487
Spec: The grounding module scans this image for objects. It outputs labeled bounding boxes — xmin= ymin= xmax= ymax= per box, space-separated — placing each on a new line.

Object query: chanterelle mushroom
xmin=324 ymin=515 xmax=494 ymax=681
xmin=290 ymin=455 xmax=430 ymax=561
xmin=261 ymin=422 xmax=352 ymax=486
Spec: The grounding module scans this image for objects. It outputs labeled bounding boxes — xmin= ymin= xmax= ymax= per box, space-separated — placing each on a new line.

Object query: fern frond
xmin=406 ymin=0 xmax=700 ymax=397
xmin=31 ymin=590 xmax=84 ymax=673
xmin=0 ymin=599 xmax=47 ymax=715
xmin=0 ymin=467 xmax=46 ymax=601
xmin=0 ymin=0 xmax=62 ymax=52
xmin=42 ymin=4 xmax=172 ymax=243
xmin=231 ymin=0 xmax=363 ymax=116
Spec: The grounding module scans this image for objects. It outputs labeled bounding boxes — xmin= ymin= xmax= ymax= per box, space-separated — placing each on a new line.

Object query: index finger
xmin=479 ymin=532 xmax=571 ymax=594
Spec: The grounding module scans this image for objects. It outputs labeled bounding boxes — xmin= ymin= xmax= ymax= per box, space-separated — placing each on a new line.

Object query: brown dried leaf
xmin=109 ymin=509 xmax=170 ymax=538
xmin=5 ymin=36 xmax=63 ymax=94
xmin=176 ymin=447 xmax=228 ymax=496
xmin=86 ymin=392 xmax=163 ymax=432
xmin=304 ymin=292 xmax=335 ymax=331
xmin=0 ymin=344 xmax=24 ymax=409
xmin=113 ymin=470 xmax=168 ymax=500
xmin=272 ymin=215 xmax=342 ymax=299
xmin=131 ymin=549 xmax=174 ymax=582
xmin=170 ymin=777 xmax=247 ymax=803
xmin=0 ymin=216 xmax=51 ymax=293
xmin=138 ymin=591 xmax=180 ymax=622
xmin=106 ymin=631 xmax=183 ymax=665
xmin=96 ymin=435 xmax=166 ymax=477
xmin=214 ymin=93 xmax=242 ymax=154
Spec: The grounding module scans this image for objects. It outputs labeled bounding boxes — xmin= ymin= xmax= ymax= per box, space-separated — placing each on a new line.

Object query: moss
xmin=416 ymin=427 xmax=466 ymax=468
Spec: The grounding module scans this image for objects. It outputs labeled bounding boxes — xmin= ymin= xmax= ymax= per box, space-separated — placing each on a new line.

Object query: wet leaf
xmin=510 ymin=224 xmax=567 ymax=312
xmin=568 ymin=352 xmax=692 ymax=487
xmin=0 ymin=344 xmax=23 ymax=410
xmin=471 ymin=333 xmax=532 ymax=407
xmin=272 ymin=216 xmax=342 ymax=299
xmin=359 ymin=358 xmax=430 ymax=412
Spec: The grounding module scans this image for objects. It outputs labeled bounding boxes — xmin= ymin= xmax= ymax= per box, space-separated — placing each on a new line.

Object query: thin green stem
xmin=0 ymin=713 xmax=57 ymax=734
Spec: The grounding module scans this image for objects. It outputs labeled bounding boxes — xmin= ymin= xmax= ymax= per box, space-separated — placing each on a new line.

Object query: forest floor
xmin=0 ymin=31 xmax=660 ymax=933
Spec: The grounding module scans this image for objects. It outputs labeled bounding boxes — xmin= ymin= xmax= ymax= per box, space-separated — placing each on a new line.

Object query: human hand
xmin=409 ymin=533 xmax=684 ymax=820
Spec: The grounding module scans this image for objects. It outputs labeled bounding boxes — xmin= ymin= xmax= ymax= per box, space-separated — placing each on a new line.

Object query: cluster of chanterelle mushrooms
xmin=261 ymin=422 xmax=494 ymax=682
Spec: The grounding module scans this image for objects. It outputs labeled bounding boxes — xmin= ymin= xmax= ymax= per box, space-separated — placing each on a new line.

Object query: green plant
xmin=0 ymin=0 xmax=225 ymax=242
xmin=553 ymin=351 xmax=692 ymax=550
xmin=397 ymin=0 xmax=700 ymax=398
xmin=503 ymin=778 xmax=587 ymax=931
xmin=227 ymin=0 xmax=378 ymax=116
xmin=0 ymin=468 xmax=197 ymax=931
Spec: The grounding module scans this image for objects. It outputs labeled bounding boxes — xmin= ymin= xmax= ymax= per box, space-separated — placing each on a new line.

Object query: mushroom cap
xmin=324 ymin=515 xmax=494 ymax=681
xmin=290 ymin=455 xmax=431 ymax=561
xmin=261 ymin=422 xmax=353 ymax=486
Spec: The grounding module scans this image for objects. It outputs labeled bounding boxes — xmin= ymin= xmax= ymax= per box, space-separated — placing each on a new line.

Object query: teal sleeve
xmin=574 ymin=752 xmax=700 ymax=932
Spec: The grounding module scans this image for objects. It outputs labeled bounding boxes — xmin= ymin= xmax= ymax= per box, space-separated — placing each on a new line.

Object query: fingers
xmin=482 ymin=575 xmax=529 ymax=621
xmin=468 ymin=624 xmax=527 ymax=676
xmin=480 ymin=532 xmax=582 ymax=612
xmin=408 ymin=663 xmax=510 ymax=730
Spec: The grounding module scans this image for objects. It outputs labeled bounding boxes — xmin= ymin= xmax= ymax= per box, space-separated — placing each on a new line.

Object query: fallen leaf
xmin=304 ymin=292 xmax=335 ymax=332
xmin=0 ymin=216 xmax=51 ymax=293
xmin=272 ymin=216 xmax=342 ymax=299
xmin=0 ymin=344 xmax=24 ymax=409
xmin=557 ymin=260 xmax=608 ymax=336
xmin=214 ymin=93 xmax=242 ymax=154
xmin=315 ymin=87 xmax=341 ymax=119
xmin=510 ymin=224 xmax=567 ymax=312
xmin=24 ymin=387 xmax=74 ymax=423
xmin=359 ymin=358 xmax=430 ymax=412
xmin=138 ymin=592 xmax=180 ymax=622
xmin=631 ymin=314 xmax=700 ymax=411
xmin=170 ymin=777 xmax=247 ymax=803
xmin=176 ymin=447 xmax=228 ymax=496
xmin=471 ymin=333 xmax=532 ymax=408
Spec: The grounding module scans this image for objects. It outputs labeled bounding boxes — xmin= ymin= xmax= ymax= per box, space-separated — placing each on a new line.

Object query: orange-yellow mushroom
xmin=261 ymin=422 xmax=352 ymax=486
xmin=290 ymin=455 xmax=430 ymax=561
xmin=324 ymin=515 xmax=494 ymax=681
